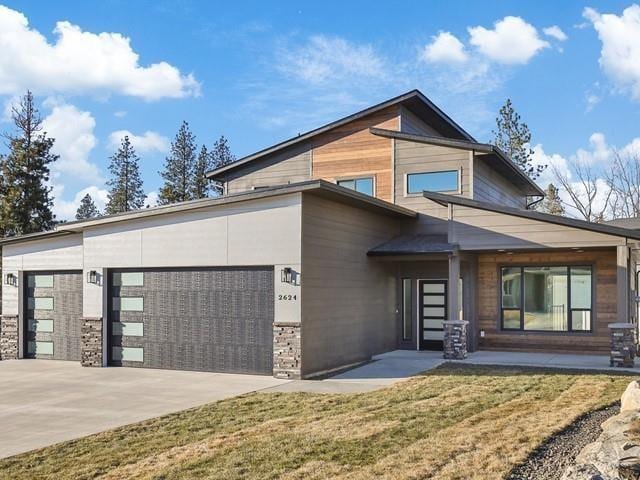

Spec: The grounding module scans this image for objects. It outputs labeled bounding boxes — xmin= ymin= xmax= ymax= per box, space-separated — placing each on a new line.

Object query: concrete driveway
xmin=0 ymin=360 xmax=289 ymax=459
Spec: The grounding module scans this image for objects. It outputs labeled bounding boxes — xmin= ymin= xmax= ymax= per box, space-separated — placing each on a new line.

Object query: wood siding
xmin=301 ymin=193 xmax=400 ymax=376
xmin=225 ymin=143 xmax=311 ymax=194
xmin=451 ymin=205 xmax=626 ymax=249
xmin=399 ymin=106 xmax=442 ymax=136
xmin=394 ymin=139 xmax=471 ymax=234
xmin=311 ymin=106 xmax=399 ymax=202
xmin=473 ymin=156 xmax=526 ymax=208
xmin=476 ymin=249 xmax=617 ymax=353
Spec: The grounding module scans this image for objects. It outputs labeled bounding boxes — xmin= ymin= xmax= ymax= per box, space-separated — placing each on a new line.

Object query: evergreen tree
xmin=210 ymin=135 xmax=235 ymax=196
xmin=192 ymin=145 xmax=211 ymax=199
xmin=0 ymin=91 xmax=57 ymax=236
xmin=75 ymin=193 xmax=100 ymax=220
xmin=105 ymin=136 xmax=145 ymax=214
xmin=493 ymin=99 xmax=545 ymax=180
xmin=537 ymin=183 xmax=565 ymax=215
xmin=158 ymin=121 xmax=197 ymax=204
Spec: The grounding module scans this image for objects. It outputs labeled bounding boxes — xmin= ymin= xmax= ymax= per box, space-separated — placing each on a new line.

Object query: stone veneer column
xmin=81 ymin=317 xmax=103 ymax=367
xmin=273 ymin=322 xmax=301 ymax=379
xmin=608 ymin=323 xmax=637 ymax=368
xmin=443 ymin=320 xmax=468 ymax=360
xmin=0 ymin=315 xmax=19 ymax=360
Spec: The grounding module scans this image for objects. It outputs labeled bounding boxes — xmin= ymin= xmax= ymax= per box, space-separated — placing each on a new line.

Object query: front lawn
xmin=0 ymin=364 xmax=632 ymax=480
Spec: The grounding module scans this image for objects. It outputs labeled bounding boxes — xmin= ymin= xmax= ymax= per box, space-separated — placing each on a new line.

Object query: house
xmin=1 ymin=90 xmax=638 ymax=379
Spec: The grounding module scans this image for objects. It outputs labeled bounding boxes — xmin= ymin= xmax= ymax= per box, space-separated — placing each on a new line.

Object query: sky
xmin=0 ymin=0 xmax=639 ymax=219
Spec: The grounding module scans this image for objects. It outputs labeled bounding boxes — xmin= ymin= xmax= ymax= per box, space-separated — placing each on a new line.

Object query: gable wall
xmin=473 ymin=156 xmax=527 ymax=208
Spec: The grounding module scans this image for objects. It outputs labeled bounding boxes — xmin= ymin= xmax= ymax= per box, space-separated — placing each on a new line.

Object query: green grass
xmin=0 ymin=364 xmax=632 ymax=480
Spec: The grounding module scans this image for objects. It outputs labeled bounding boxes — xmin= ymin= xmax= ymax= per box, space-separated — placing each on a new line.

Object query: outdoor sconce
xmin=87 ymin=270 xmax=98 ymax=284
xmin=4 ymin=273 xmax=17 ymax=286
xmin=281 ymin=267 xmax=293 ymax=284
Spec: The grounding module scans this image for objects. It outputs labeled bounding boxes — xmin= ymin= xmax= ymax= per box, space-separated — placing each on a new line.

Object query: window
xmin=500 ymin=265 xmax=593 ymax=332
xmin=407 ymin=170 xmax=459 ymax=194
xmin=337 ymin=177 xmax=374 ymax=196
xmin=113 ymin=297 xmax=144 ymax=312
xmin=402 ymin=279 xmax=412 ymax=341
xmin=112 ymin=272 xmax=144 ymax=287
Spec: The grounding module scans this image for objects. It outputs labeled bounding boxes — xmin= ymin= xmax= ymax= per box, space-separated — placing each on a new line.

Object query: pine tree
xmin=537 ymin=183 xmax=565 ymax=216
xmin=210 ymin=135 xmax=235 ymax=196
xmin=75 ymin=193 xmax=100 ymax=220
xmin=105 ymin=136 xmax=145 ymax=214
xmin=493 ymin=99 xmax=545 ymax=180
xmin=192 ymin=145 xmax=211 ymax=199
xmin=0 ymin=91 xmax=57 ymax=236
xmin=158 ymin=121 xmax=197 ymax=204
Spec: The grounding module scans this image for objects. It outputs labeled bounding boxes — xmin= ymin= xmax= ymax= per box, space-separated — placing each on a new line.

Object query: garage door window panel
xmin=113 ymin=297 xmax=144 ymax=312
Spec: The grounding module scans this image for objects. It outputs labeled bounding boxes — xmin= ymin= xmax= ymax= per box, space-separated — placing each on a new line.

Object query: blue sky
xmin=1 ymin=0 xmax=639 ymax=218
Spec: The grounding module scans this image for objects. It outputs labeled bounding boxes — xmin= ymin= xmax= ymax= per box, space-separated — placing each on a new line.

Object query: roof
xmin=368 ymin=234 xmax=458 ymax=256
xmin=370 ymin=128 xmax=545 ymax=197
xmin=605 ymin=217 xmax=640 ymax=230
xmin=206 ymin=89 xmax=475 ymax=179
xmin=0 ymin=180 xmax=417 ymax=246
xmin=422 ymin=190 xmax=640 ymax=241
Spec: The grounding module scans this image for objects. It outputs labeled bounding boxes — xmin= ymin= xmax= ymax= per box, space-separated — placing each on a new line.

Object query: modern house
xmin=1 ymin=90 xmax=638 ymax=379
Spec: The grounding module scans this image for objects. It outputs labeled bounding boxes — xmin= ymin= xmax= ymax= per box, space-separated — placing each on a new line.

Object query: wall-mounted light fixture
xmin=87 ymin=270 xmax=98 ymax=284
xmin=4 ymin=273 xmax=17 ymax=286
xmin=281 ymin=267 xmax=293 ymax=284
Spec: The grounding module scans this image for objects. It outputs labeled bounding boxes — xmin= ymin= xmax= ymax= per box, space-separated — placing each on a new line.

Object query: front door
xmin=418 ymin=280 xmax=447 ymax=350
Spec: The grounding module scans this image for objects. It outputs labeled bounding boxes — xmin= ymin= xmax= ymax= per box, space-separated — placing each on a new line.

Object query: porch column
xmin=617 ymin=245 xmax=630 ymax=323
xmin=448 ymin=252 xmax=460 ymax=320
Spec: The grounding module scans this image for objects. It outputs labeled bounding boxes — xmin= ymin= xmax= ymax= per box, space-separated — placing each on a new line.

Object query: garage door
xmin=24 ymin=271 xmax=83 ymax=361
xmin=108 ymin=267 xmax=274 ymax=374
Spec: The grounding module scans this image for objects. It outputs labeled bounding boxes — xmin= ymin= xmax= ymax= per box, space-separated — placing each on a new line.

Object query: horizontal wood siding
xmin=394 ymin=139 xmax=471 ymax=234
xmin=399 ymin=106 xmax=442 ymax=136
xmin=477 ymin=249 xmax=617 ymax=353
xmin=473 ymin=156 xmax=526 ymax=208
xmin=226 ymin=143 xmax=311 ymax=194
xmin=301 ymin=193 xmax=399 ymax=376
xmin=451 ymin=205 xmax=626 ymax=249
xmin=311 ymin=106 xmax=399 ymax=202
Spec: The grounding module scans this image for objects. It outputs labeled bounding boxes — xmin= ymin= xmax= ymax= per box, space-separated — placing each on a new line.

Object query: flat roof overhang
xmin=0 ymin=180 xmax=417 ymax=247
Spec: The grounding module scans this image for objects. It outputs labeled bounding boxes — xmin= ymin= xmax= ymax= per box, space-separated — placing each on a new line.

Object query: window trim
xmin=404 ymin=169 xmax=461 ymax=197
xmin=335 ymin=175 xmax=376 ymax=196
xmin=499 ymin=264 xmax=594 ymax=334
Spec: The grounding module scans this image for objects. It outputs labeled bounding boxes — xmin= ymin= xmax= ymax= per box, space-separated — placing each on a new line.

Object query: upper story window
xmin=337 ymin=177 xmax=374 ymax=196
xmin=406 ymin=170 xmax=459 ymax=194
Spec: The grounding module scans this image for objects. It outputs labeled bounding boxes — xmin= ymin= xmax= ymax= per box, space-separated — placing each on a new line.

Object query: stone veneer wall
xmin=273 ymin=322 xmax=301 ymax=379
xmin=608 ymin=323 xmax=636 ymax=368
xmin=81 ymin=317 xmax=103 ymax=367
xmin=443 ymin=320 xmax=468 ymax=360
xmin=0 ymin=315 xmax=18 ymax=360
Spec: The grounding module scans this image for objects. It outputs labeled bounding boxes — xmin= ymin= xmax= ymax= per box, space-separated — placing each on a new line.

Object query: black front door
xmin=418 ymin=280 xmax=447 ymax=350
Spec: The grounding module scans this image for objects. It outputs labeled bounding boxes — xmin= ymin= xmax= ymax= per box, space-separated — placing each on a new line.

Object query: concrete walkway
xmin=0 ymin=360 xmax=289 ymax=459
xmin=264 ymin=349 xmax=640 ymax=395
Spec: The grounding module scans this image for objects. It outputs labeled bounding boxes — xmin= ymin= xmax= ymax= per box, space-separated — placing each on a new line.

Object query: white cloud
xmin=420 ymin=32 xmax=468 ymax=64
xmin=574 ymin=132 xmax=612 ymax=165
xmin=42 ymin=102 xmax=102 ymax=183
xmin=114 ymin=110 xmax=127 ymax=118
xmin=145 ymin=191 xmax=159 ymax=208
xmin=584 ymin=5 xmax=640 ymax=100
xmin=107 ymin=130 xmax=169 ymax=153
xmin=52 ymin=184 xmax=108 ymax=220
xmin=531 ymin=143 xmax=571 ymax=187
xmin=277 ymin=35 xmax=386 ymax=85
xmin=543 ymin=25 xmax=568 ymax=41
xmin=0 ymin=5 xmax=200 ymax=100
xmin=468 ymin=16 xmax=550 ymax=64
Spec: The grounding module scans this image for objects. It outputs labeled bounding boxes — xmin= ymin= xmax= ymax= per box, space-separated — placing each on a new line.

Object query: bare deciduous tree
xmin=552 ymin=160 xmax=612 ymax=222
xmin=605 ymin=151 xmax=640 ymax=219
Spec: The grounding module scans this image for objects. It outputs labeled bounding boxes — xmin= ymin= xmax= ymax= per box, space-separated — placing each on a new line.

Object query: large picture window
xmin=500 ymin=265 xmax=593 ymax=332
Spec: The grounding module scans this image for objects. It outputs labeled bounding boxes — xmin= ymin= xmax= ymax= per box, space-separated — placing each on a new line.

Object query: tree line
xmin=0 ymin=91 xmax=235 ymax=237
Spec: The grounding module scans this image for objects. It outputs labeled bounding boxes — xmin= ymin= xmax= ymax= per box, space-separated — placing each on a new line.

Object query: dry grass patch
xmin=0 ymin=364 xmax=632 ymax=480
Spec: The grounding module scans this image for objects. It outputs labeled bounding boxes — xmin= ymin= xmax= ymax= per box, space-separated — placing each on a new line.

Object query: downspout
xmin=526 ymin=195 xmax=544 ymax=210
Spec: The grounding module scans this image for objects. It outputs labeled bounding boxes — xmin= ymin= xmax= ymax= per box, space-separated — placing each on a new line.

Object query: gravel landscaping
xmin=507 ymin=403 xmax=620 ymax=480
